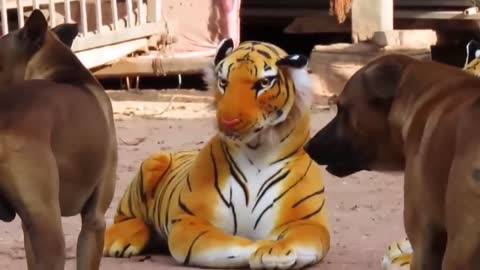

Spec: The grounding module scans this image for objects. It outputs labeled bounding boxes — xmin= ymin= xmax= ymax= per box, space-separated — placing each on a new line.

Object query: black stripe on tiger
xmin=292 ymin=188 xmax=325 ymax=208
xmin=144 ymin=154 xmax=173 ymax=202
xmin=211 ymin=144 xmax=238 ymax=234
xmin=253 ymin=161 xmax=312 ymax=229
xmin=256 ymin=49 xmax=272 ymax=59
xmin=257 ymin=169 xmax=284 ymax=199
xmin=221 ymin=142 xmax=249 ymax=205
xmin=164 ymin=177 xmax=183 ymax=234
xmin=183 ymin=230 xmax=209 ymax=265
xmin=270 ymin=145 xmax=301 ymax=165
xmin=252 ymin=169 xmax=290 ymax=212
xmin=178 ymin=192 xmax=195 ymax=216
xmin=262 ymin=43 xmax=281 ymax=57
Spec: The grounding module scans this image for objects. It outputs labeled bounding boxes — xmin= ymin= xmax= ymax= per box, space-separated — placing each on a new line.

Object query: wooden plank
xmin=285 ymin=15 xmax=351 ymax=33
xmin=4 ymin=0 xmax=77 ymax=9
xmin=71 ymin=21 xmax=164 ymax=52
xmin=93 ymin=51 xmax=215 ymax=78
xmin=75 ymin=38 xmax=148 ymax=69
xmin=242 ymin=8 xmax=330 ymax=18
xmin=395 ymin=10 xmax=480 ymax=20
xmin=395 ymin=0 xmax=473 ymax=8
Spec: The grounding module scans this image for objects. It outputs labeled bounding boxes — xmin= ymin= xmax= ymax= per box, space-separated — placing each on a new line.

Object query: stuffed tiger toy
xmin=381 ymin=39 xmax=480 ymax=270
xmin=103 ymin=38 xmax=331 ymax=269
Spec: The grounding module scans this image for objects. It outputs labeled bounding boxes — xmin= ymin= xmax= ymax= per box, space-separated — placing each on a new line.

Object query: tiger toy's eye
xmin=218 ymin=78 xmax=228 ymax=92
xmin=259 ymin=78 xmax=271 ymax=88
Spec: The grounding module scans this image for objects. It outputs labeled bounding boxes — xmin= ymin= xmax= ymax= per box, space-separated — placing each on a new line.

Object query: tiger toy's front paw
xmin=103 ymin=218 xmax=151 ymax=258
xmin=381 ymin=238 xmax=412 ymax=270
xmin=249 ymin=240 xmax=319 ymax=270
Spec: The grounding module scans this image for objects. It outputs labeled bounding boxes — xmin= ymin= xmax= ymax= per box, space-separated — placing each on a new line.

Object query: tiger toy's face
xmin=205 ymin=39 xmax=312 ymax=145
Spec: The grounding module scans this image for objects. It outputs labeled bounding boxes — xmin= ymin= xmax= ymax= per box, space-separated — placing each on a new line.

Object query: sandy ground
xmin=0 ymin=98 xmax=406 ymax=270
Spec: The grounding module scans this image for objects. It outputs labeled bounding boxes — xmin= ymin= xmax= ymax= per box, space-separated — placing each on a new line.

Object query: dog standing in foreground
xmin=304 ymin=52 xmax=480 ymax=270
xmin=0 ymin=10 xmax=117 ymax=270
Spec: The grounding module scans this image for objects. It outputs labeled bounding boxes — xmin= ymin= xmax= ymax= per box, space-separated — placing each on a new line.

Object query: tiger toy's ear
xmin=276 ymin=54 xmax=309 ymax=69
xmin=465 ymin=40 xmax=480 ymax=67
xmin=214 ymin=38 xmax=235 ymax=66
xmin=276 ymin=54 xmax=313 ymax=110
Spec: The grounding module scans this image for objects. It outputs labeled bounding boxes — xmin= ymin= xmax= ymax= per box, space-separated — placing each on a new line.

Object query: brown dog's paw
xmin=103 ymin=218 xmax=150 ymax=258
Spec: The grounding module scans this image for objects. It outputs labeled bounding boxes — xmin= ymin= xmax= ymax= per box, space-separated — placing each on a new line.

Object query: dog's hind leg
xmin=441 ymin=103 xmax=480 ymax=270
xmin=22 ymin=222 xmax=36 ymax=269
xmin=76 ymin=154 xmax=117 ymax=270
xmin=2 ymin=143 xmax=66 ymax=270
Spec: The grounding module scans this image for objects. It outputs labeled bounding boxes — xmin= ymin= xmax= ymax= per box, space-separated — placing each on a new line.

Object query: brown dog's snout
xmin=305 ymin=117 xmax=369 ymax=177
xmin=304 ymin=118 xmax=340 ymax=164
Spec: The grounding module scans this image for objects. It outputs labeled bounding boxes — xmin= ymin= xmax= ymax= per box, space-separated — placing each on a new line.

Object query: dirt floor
xmin=0 ymin=94 xmax=407 ymax=270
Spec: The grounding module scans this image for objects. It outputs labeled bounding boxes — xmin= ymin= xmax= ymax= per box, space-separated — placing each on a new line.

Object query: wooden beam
xmin=75 ymin=38 xmax=148 ymax=69
xmin=93 ymin=51 xmax=215 ymax=78
xmin=71 ymin=21 xmax=165 ymax=52
xmin=395 ymin=10 xmax=480 ymax=20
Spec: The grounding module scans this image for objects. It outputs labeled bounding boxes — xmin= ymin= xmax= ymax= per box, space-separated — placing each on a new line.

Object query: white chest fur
xmin=213 ymin=148 xmax=290 ymax=240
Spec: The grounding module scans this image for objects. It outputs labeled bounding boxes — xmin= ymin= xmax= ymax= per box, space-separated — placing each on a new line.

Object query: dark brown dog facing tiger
xmin=103 ymin=39 xmax=331 ymax=269
xmin=304 ymin=52 xmax=480 ymax=270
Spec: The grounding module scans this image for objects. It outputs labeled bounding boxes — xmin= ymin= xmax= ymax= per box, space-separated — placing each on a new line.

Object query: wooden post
xmin=111 ymin=0 xmax=118 ymax=30
xmin=94 ymin=0 xmax=102 ymax=33
xmin=351 ymin=0 xmax=393 ymax=43
xmin=17 ymin=0 xmax=24 ymax=27
xmin=0 ymin=0 xmax=7 ymax=35
xmin=79 ymin=0 xmax=88 ymax=35
xmin=147 ymin=0 xmax=161 ymax=22
xmin=126 ymin=0 xmax=134 ymax=27
xmin=64 ymin=0 xmax=72 ymax=23
xmin=49 ymin=0 xmax=56 ymax=26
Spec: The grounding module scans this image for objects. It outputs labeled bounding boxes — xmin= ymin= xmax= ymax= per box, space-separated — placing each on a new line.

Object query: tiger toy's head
xmin=204 ymin=38 xmax=313 ymax=145
xmin=464 ymin=39 xmax=480 ymax=76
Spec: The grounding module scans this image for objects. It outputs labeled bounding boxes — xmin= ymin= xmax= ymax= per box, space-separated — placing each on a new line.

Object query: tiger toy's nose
xmin=220 ymin=116 xmax=241 ymax=129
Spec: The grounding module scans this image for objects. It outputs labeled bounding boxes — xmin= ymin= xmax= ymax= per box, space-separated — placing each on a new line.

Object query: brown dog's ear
xmin=51 ymin=23 xmax=79 ymax=48
xmin=362 ymin=58 xmax=404 ymax=101
xmin=21 ymin=9 xmax=48 ymax=50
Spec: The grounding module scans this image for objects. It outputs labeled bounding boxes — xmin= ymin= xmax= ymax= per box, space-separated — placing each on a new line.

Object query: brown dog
xmin=304 ymin=53 xmax=480 ymax=270
xmin=0 ymin=9 xmax=117 ymax=270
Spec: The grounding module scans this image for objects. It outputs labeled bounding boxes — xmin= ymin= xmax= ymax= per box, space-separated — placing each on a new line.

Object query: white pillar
xmin=351 ymin=0 xmax=393 ymax=43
